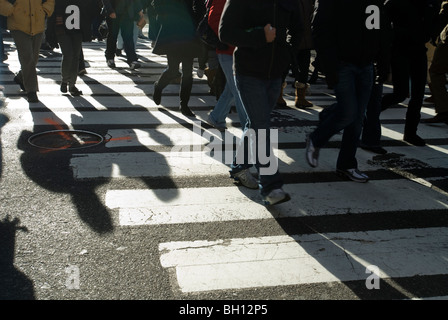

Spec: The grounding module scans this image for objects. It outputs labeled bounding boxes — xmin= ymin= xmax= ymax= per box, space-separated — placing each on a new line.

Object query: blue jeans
xmin=209 ymin=53 xmax=248 ymax=128
xmin=310 ymin=62 xmax=373 ymax=170
xmin=231 ymin=74 xmax=283 ymax=196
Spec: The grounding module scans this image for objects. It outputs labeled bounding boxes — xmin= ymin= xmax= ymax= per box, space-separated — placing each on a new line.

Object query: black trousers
xmin=381 ymin=46 xmax=427 ymax=135
xmin=105 ymin=15 xmax=137 ymax=63
xmin=157 ymin=53 xmax=194 ymax=107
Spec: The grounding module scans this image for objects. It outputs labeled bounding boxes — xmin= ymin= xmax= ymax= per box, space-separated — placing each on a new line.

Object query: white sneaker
xmin=262 ymin=188 xmax=291 ymax=205
xmin=231 ymin=169 xmax=258 ymax=189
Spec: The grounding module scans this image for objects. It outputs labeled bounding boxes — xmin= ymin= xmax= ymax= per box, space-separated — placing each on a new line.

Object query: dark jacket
xmin=219 ymin=0 xmax=303 ymax=79
xmin=47 ymin=0 xmax=95 ymax=43
xmin=298 ymin=0 xmax=314 ymax=50
xmin=385 ymin=0 xmax=439 ymax=51
xmin=312 ymin=0 xmax=391 ymax=85
xmin=152 ymin=0 xmax=204 ymax=56
xmin=102 ymin=0 xmax=143 ymax=21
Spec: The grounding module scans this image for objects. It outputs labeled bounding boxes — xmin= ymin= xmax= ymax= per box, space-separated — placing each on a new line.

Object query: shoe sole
xmin=336 ymin=169 xmax=369 ymax=183
xmin=263 ymin=193 xmax=291 ymax=206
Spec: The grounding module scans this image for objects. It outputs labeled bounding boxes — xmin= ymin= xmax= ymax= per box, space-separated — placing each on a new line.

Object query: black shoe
xmin=422 ymin=112 xmax=448 ymax=124
xmin=180 ymin=105 xmax=195 ymax=117
xmin=14 ymin=75 xmax=25 ymax=91
xmin=107 ymin=59 xmax=116 ymax=68
xmin=153 ymin=81 xmax=162 ymax=105
xmin=60 ymin=82 xmax=68 ymax=93
xmin=336 ymin=168 xmax=369 ymax=183
xmin=360 ymin=145 xmax=387 ymax=155
xmin=69 ymin=86 xmax=83 ymax=96
xmin=129 ymin=61 xmax=141 ymax=70
xmin=305 ymin=135 xmax=319 ymax=168
xmin=27 ymin=92 xmax=39 ymax=103
xmin=403 ymin=134 xmax=426 ymax=146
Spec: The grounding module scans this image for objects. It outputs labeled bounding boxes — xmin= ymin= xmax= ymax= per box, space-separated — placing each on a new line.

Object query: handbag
xmin=98 ymin=20 xmax=109 ymax=38
xmin=137 ymin=16 xmax=147 ymax=29
xmin=196 ymin=1 xmax=228 ymax=50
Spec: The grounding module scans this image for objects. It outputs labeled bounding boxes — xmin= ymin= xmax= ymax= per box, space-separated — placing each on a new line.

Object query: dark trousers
xmin=429 ymin=42 xmax=448 ymax=114
xmin=362 ymin=81 xmax=383 ymax=147
xmin=57 ymin=32 xmax=83 ymax=85
xmin=105 ymin=15 xmax=137 ymax=63
xmin=311 ymin=62 xmax=373 ymax=170
xmin=11 ymin=30 xmax=43 ymax=93
xmin=156 ymin=54 xmax=194 ymax=107
xmin=381 ymin=46 xmax=427 ymax=135
xmin=294 ymin=49 xmax=311 ymax=84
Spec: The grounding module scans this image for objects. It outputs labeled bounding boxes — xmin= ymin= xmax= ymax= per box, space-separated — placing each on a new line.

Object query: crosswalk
xmin=2 ymin=32 xmax=448 ymax=300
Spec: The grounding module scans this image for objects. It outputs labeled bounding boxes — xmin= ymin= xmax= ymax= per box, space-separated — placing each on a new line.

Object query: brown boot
xmin=295 ymin=81 xmax=313 ymax=109
xmin=277 ymin=81 xmax=287 ymax=107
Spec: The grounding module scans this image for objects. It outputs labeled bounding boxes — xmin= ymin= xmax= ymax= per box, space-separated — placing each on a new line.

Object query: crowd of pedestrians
xmin=0 ymin=0 xmax=447 ymax=206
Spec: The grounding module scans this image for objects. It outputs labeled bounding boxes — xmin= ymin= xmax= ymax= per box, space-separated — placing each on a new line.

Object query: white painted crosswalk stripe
xmin=71 ymin=143 xmax=448 ymax=180
xmin=105 ymin=179 xmax=448 ymax=226
xmin=159 ymin=227 xmax=448 ymax=293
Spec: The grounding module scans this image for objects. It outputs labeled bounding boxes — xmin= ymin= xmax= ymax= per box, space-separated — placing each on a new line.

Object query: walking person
xmin=293 ymin=0 xmax=315 ymax=109
xmin=102 ymin=0 xmax=143 ymax=70
xmin=219 ymin=0 xmax=302 ymax=205
xmin=380 ymin=0 xmax=439 ymax=146
xmin=48 ymin=0 xmax=94 ymax=96
xmin=0 ymin=15 xmax=7 ymax=62
xmin=151 ymin=0 xmax=205 ymax=117
xmin=425 ymin=0 xmax=448 ymax=123
xmin=0 ymin=0 xmax=55 ymax=103
xmin=306 ymin=0 xmax=389 ymax=182
xmin=205 ymin=0 xmax=248 ymax=132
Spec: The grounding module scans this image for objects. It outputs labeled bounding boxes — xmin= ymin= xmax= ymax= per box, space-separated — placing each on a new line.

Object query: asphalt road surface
xmin=1 ymin=30 xmax=448 ymax=307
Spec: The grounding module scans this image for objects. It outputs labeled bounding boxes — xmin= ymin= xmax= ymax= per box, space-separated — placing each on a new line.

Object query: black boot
xmin=14 ymin=73 xmax=25 ymax=91
xmin=27 ymin=92 xmax=39 ymax=103
xmin=153 ymin=81 xmax=162 ymax=105
xmin=180 ymin=104 xmax=195 ymax=117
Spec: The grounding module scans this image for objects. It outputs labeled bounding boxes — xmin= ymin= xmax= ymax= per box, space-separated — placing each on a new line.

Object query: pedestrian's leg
xmin=381 ymin=51 xmax=410 ymax=110
xmin=105 ymin=16 xmax=120 ymax=62
xmin=179 ymin=57 xmax=194 ymax=116
xmin=428 ymin=43 xmax=448 ymax=115
xmin=120 ymin=18 xmax=138 ymax=64
xmin=153 ymin=54 xmax=181 ymax=105
xmin=68 ymin=33 xmax=83 ymax=94
xmin=404 ymin=48 xmax=427 ymax=145
xmin=361 ymin=81 xmax=384 ymax=150
xmin=12 ymin=31 xmax=43 ymax=93
xmin=337 ymin=64 xmax=373 ymax=170
xmin=57 ymin=32 xmax=72 ymax=88
xmin=311 ymin=63 xmax=359 ymax=149
xmin=235 ymin=74 xmax=283 ymax=196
